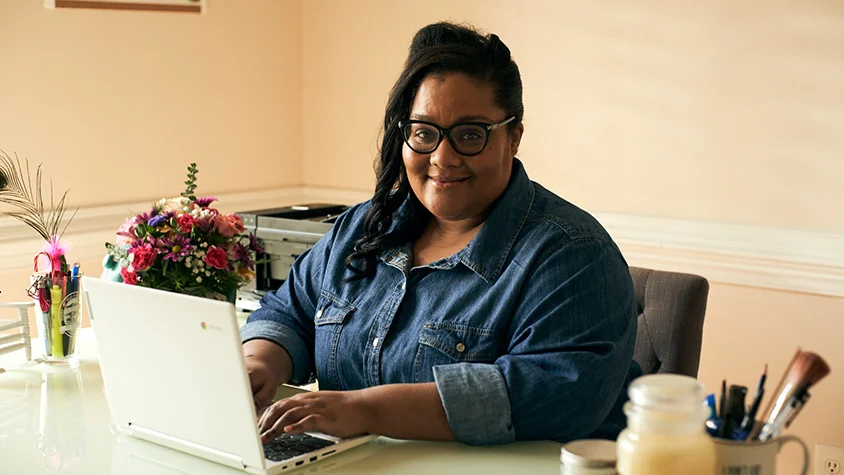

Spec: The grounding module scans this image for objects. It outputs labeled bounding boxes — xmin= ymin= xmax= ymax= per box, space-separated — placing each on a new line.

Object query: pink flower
xmin=116 ymin=219 xmax=136 ymax=246
xmin=120 ymin=267 xmax=139 ymax=285
xmin=159 ymin=235 xmax=194 ymax=262
xmin=214 ymin=213 xmax=245 ymax=238
xmin=195 ymin=196 xmax=216 ymax=208
xmin=204 ymin=246 xmax=228 ymax=270
xmin=177 ymin=214 xmax=197 ymax=233
xmin=130 ymin=242 xmax=158 ymax=272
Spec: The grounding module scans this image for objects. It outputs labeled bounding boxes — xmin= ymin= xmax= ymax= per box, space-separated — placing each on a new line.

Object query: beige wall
xmin=302 ymin=0 xmax=844 ymax=235
xmin=0 ymin=0 xmax=302 ymax=208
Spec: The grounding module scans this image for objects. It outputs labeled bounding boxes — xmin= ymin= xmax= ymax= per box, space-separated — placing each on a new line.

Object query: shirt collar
xmin=380 ymin=158 xmax=535 ymax=282
xmin=459 ymin=158 xmax=534 ymax=283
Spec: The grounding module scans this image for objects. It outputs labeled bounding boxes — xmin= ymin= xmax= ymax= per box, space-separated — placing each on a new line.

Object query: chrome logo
xmin=201 ymin=322 xmax=207 ymax=330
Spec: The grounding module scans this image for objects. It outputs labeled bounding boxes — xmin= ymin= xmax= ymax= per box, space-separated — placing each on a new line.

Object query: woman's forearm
xmin=360 ymin=383 xmax=455 ymax=441
xmin=243 ymin=339 xmax=294 ymax=385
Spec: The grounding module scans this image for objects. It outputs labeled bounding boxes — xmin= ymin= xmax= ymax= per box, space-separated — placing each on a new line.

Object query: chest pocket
xmin=413 ymin=321 xmax=504 ymax=383
xmin=313 ymin=291 xmax=355 ymax=389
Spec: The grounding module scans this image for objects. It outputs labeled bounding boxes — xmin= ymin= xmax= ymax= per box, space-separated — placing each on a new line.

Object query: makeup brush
xmin=749 ymin=348 xmax=800 ymax=440
xmin=757 ymin=351 xmax=830 ymax=441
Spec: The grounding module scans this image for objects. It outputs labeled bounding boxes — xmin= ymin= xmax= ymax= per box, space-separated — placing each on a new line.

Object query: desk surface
xmin=0 ymin=328 xmax=563 ymax=475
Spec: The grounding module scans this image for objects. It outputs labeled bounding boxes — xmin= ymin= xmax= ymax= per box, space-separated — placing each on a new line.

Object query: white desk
xmin=0 ymin=328 xmax=563 ymax=474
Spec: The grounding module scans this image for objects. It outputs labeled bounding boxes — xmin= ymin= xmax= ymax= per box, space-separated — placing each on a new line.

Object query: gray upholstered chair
xmin=630 ymin=267 xmax=709 ymax=377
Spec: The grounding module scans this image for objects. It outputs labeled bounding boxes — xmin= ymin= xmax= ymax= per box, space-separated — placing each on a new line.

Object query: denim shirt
xmin=241 ymin=158 xmax=641 ymax=445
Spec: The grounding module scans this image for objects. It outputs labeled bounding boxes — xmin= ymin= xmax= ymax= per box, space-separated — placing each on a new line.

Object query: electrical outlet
xmin=816 ymin=444 xmax=844 ymax=475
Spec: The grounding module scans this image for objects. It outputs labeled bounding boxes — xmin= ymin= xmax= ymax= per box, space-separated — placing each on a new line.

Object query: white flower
xmin=192 ymin=268 xmax=199 ymax=274
xmin=205 ymin=270 xmax=211 ymax=276
xmin=127 ymin=265 xmax=135 ymax=273
xmin=200 ymin=242 xmax=208 ymax=248
xmin=186 ymin=259 xmax=192 ymax=267
xmin=196 ymin=277 xmax=202 ymax=283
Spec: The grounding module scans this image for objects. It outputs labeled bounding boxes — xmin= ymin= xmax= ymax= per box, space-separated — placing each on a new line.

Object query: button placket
xmin=367 ymin=272 xmax=407 ymax=387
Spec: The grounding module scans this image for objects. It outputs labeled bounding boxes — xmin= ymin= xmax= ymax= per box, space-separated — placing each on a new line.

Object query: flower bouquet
xmin=104 ymin=163 xmax=263 ymax=303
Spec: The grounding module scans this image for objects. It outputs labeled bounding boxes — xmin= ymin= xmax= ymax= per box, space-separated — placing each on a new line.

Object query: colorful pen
xmin=50 ymin=284 xmax=63 ymax=357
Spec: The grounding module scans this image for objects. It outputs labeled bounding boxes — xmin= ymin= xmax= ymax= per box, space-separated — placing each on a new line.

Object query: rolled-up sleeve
xmin=433 ymin=363 xmax=515 ymax=445
xmin=240 ymin=208 xmax=352 ymax=386
xmin=241 ymin=319 xmax=314 ymax=384
xmin=502 ymin=238 xmax=636 ymax=442
xmin=433 ymin=238 xmax=636 ymax=444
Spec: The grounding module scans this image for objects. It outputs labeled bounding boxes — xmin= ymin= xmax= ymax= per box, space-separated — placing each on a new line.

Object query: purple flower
xmin=147 ymin=211 xmax=175 ymax=228
xmin=136 ymin=208 xmax=157 ymax=224
xmin=195 ymin=196 xmax=216 ymax=208
xmin=249 ymin=234 xmax=264 ymax=254
xmin=230 ymin=243 xmax=248 ymax=262
xmin=229 ymin=243 xmax=253 ymax=267
xmin=158 ymin=235 xmax=194 ymax=262
xmin=148 ymin=214 xmax=167 ymax=227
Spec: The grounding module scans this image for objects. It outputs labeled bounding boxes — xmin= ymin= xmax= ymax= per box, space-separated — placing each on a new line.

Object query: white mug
xmin=713 ymin=435 xmax=809 ymax=475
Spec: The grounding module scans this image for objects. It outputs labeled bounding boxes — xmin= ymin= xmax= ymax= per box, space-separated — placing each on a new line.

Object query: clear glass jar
xmin=616 ymin=374 xmax=716 ymax=475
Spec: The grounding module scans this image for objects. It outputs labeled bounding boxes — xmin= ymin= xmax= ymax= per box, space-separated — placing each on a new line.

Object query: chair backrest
xmin=0 ymin=302 xmax=34 ymax=365
xmin=630 ymin=267 xmax=709 ymax=377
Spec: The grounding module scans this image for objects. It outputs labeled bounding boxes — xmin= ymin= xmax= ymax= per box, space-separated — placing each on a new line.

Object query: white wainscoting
xmin=2 ymin=187 xmax=842 ymax=297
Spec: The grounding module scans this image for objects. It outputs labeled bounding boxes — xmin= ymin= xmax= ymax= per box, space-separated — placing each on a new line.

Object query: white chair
xmin=0 ymin=301 xmax=34 ymax=367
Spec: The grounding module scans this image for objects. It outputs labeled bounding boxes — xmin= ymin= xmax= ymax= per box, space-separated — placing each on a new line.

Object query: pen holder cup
xmin=714 ymin=435 xmax=809 ymax=475
xmin=30 ymin=272 xmax=82 ymax=365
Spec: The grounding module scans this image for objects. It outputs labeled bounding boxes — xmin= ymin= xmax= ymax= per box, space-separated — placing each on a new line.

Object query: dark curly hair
xmin=344 ymin=22 xmax=524 ymax=279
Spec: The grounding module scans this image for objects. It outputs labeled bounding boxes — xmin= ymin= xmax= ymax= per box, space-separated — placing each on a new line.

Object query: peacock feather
xmin=0 ymin=149 xmax=77 ymax=242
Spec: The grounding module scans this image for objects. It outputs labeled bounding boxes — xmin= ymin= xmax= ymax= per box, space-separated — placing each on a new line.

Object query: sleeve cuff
xmin=240 ymin=320 xmax=313 ymax=385
xmin=433 ymin=363 xmax=515 ymax=445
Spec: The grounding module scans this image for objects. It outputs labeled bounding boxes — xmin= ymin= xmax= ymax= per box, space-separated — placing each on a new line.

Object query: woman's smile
xmin=429 ymin=174 xmax=471 ymax=189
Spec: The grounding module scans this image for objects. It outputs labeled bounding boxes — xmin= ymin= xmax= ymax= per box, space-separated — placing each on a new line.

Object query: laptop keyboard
xmin=263 ymin=433 xmax=336 ymax=462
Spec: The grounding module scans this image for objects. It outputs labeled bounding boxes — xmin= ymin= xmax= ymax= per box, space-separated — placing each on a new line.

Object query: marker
xmin=720 ymin=385 xmax=747 ymax=439
xmin=50 ymin=285 xmax=63 ymax=357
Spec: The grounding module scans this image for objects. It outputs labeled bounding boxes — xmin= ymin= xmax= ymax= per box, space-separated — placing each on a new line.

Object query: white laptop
xmin=81 ymin=277 xmax=377 ymax=474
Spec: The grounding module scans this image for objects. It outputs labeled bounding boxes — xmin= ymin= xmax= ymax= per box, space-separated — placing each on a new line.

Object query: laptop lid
xmin=81 ymin=277 xmax=266 ymax=471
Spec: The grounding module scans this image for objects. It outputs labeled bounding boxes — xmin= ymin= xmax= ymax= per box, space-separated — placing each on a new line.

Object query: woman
xmin=241 ymin=21 xmax=641 ymax=446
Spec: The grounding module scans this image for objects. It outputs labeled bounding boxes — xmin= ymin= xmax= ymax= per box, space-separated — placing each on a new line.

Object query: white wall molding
xmin=2 ymin=187 xmax=842 ymax=297
xmin=593 ymin=213 xmax=844 ymax=297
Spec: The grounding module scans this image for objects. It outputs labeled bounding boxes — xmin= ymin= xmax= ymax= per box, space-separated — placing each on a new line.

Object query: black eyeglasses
xmin=398 ymin=116 xmax=516 ymax=156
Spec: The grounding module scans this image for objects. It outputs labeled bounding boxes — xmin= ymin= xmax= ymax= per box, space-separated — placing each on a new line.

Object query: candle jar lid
xmin=560 ymin=439 xmax=617 ymax=468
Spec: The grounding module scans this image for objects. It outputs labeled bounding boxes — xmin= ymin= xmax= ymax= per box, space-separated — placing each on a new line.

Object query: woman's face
xmin=402 ymin=73 xmax=523 ymax=226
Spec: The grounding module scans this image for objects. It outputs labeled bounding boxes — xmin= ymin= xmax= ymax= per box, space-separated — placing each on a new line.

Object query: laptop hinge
xmin=127 ymin=423 xmax=250 ymax=471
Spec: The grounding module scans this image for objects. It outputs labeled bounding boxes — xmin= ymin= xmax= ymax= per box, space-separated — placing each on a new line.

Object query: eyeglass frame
xmin=398 ymin=116 xmax=517 ymax=157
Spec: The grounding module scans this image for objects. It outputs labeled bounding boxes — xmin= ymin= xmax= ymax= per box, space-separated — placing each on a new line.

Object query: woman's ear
xmin=509 ymin=123 xmax=524 ymax=157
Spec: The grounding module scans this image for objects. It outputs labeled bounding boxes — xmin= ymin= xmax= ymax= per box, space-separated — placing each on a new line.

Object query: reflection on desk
xmin=112 ymin=432 xmax=562 ymax=475
xmin=0 ymin=328 xmax=563 ymax=474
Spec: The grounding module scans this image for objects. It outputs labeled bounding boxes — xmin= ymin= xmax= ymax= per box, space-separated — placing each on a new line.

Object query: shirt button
xmin=373 ymin=337 xmax=379 ymax=348
xmin=315 ymin=308 xmax=323 ymax=319
xmin=456 ymin=342 xmax=466 ymax=353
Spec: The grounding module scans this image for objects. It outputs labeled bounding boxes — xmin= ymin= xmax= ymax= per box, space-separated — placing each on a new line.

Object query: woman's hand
xmin=258 ymin=390 xmax=372 ymax=443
